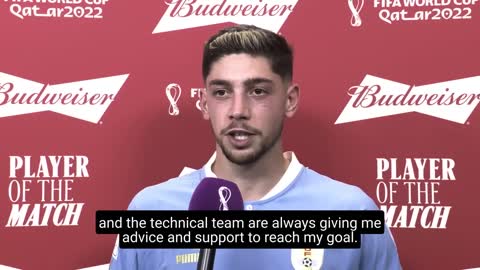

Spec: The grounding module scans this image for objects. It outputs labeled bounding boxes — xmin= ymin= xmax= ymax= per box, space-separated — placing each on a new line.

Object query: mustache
xmin=221 ymin=122 xmax=261 ymax=135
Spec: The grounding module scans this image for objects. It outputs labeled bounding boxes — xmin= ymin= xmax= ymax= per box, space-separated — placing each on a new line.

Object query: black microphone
xmin=188 ymin=178 xmax=244 ymax=270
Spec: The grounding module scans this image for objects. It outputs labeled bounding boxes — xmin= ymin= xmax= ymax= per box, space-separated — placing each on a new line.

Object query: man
xmin=110 ymin=24 xmax=402 ymax=269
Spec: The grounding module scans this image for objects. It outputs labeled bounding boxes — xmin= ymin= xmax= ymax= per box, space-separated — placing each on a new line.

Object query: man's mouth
xmin=228 ymin=129 xmax=254 ymax=136
xmin=226 ymin=129 xmax=255 ymax=143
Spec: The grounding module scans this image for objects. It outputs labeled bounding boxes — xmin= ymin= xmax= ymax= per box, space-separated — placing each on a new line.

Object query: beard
xmin=213 ymin=120 xmax=284 ymax=165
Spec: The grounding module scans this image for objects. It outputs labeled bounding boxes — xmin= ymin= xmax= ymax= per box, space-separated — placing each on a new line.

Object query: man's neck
xmin=212 ymin=144 xmax=290 ymax=201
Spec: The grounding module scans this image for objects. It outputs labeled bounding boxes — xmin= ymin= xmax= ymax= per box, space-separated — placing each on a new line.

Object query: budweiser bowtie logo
xmin=0 ymin=72 xmax=129 ymax=123
xmin=152 ymin=0 xmax=299 ymax=34
xmin=335 ymin=74 xmax=480 ymax=124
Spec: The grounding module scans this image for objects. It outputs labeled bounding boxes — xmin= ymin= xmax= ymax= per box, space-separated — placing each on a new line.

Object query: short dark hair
xmin=202 ymin=25 xmax=293 ymax=82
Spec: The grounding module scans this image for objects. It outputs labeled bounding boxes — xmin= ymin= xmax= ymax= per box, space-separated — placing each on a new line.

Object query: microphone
xmin=188 ymin=178 xmax=244 ymax=270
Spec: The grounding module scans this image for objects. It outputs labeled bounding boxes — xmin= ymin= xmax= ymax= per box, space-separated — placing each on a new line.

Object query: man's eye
xmin=251 ymin=88 xmax=267 ymax=96
xmin=213 ymin=89 xmax=227 ymax=96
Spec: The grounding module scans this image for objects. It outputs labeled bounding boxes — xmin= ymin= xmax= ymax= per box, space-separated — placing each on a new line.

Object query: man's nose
xmin=229 ymin=93 xmax=250 ymax=120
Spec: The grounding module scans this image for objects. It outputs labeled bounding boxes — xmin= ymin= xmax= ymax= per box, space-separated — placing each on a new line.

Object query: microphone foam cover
xmin=189 ymin=178 xmax=244 ymax=211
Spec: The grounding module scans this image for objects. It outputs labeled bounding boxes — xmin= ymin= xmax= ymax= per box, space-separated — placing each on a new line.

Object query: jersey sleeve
xmin=359 ymin=194 xmax=402 ymax=270
xmin=108 ymin=199 xmax=139 ymax=270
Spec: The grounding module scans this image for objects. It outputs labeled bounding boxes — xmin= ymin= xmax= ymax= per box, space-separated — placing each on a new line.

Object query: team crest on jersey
xmin=291 ymin=248 xmax=324 ymax=270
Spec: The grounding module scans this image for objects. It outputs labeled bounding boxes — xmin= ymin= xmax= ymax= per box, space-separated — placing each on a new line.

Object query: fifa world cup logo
xmin=348 ymin=0 xmax=364 ymax=27
xmin=166 ymin=83 xmax=181 ymax=116
xmin=218 ymin=186 xmax=231 ymax=211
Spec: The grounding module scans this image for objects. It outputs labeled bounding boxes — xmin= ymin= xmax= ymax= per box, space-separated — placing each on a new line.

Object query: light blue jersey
xmin=110 ymin=153 xmax=402 ymax=270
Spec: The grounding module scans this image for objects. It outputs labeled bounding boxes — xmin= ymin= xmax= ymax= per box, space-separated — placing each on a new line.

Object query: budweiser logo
xmin=0 ymin=72 xmax=129 ymax=123
xmin=152 ymin=0 xmax=299 ymax=34
xmin=335 ymin=74 xmax=480 ymax=124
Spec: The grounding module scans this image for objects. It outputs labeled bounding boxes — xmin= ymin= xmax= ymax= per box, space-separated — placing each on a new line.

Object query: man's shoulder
xmin=128 ymin=169 xmax=203 ymax=210
xmin=298 ymin=168 xmax=378 ymax=210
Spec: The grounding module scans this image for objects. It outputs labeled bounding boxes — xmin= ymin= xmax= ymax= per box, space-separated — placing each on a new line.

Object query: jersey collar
xmin=202 ymin=151 xmax=304 ymax=201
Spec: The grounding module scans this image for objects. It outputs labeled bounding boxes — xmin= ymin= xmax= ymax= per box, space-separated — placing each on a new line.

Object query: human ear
xmin=199 ymin=89 xmax=210 ymax=120
xmin=285 ymin=84 xmax=299 ymax=118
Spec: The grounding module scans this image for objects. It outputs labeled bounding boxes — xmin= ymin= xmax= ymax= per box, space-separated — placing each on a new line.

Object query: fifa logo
xmin=348 ymin=0 xmax=364 ymax=27
xmin=166 ymin=83 xmax=181 ymax=116
xmin=218 ymin=186 xmax=231 ymax=211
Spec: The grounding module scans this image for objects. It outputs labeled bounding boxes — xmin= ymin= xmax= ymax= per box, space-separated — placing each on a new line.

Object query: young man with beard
xmin=110 ymin=24 xmax=402 ymax=270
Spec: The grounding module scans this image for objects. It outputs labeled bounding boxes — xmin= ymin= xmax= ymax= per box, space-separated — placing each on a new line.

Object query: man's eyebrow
xmin=208 ymin=79 xmax=231 ymax=87
xmin=243 ymin=78 xmax=273 ymax=88
xmin=207 ymin=78 xmax=273 ymax=88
